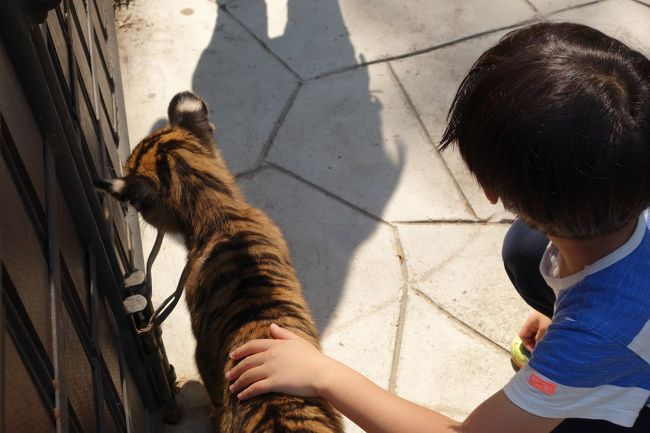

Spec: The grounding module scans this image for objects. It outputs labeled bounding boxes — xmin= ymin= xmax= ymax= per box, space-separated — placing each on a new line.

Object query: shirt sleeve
xmin=503 ymin=319 xmax=650 ymax=427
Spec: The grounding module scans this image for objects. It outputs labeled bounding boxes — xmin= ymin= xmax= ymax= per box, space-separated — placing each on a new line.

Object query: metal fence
xmin=1 ymin=1 xmax=179 ymax=431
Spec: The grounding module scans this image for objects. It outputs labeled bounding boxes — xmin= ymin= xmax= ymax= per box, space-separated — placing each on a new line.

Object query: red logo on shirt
xmin=528 ymin=373 xmax=557 ymax=395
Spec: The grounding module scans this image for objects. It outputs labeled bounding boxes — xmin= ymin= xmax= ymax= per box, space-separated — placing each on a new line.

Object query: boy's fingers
xmin=519 ymin=328 xmax=534 ymax=342
xmin=229 ymin=366 xmax=268 ymax=394
xmin=269 ymin=323 xmax=300 ymax=341
xmin=230 ymin=339 xmax=275 ymax=360
xmin=523 ymin=340 xmax=535 ymax=352
xmin=237 ymin=379 xmax=274 ymax=400
xmin=521 ymin=334 xmax=536 ymax=352
xmin=226 ymin=352 xmax=264 ymax=382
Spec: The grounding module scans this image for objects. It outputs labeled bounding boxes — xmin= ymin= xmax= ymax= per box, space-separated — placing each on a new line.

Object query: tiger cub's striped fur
xmin=107 ymin=92 xmax=343 ymax=432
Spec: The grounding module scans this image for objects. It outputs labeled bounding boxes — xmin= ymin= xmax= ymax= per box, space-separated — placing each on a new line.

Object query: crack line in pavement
xmin=220 ymin=3 xmax=303 ymax=82
xmin=234 ymin=165 xmax=266 ymax=180
xmin=547 ymin=0 xmax=607 ymax=16
xmin=386 ymin=62 xmax=478 ymax=220
xmin=262 ymin=161 xmax=396 ymax=227
xmin=522 ymin=0 xmax=543 ymax=17
xmin=393 ymin=219 xmax=515 ymax=225
xmin=413 ymin=288 xmax=510 ymax=355
xmin=411 ymin=229 xmax=494 ymax=283
xmin=388 ymin=227 xmax=412 ymax=393
xmin=321 ymin=293 xmax=403 ymax=338
xmin=632 ymin=0 xmax=650 ymax=9
xmin=309 ymin=19 xmax=537 ymax=82
xmin=256 ymin=82 xmax=302 ymax=168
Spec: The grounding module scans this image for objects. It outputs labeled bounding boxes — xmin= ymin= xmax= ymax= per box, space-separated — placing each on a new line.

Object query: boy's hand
xmin=519 ymin=311 xmax=552 ymax=352
xmin=226 ymin=324 xmax=332 ymax=400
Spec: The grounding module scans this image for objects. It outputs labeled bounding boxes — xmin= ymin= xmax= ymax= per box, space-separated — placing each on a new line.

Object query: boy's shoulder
xmin=505 ymin=250 xmax=650 ymax=427
xmin=554 ymin=211 xmax=650 ymax=346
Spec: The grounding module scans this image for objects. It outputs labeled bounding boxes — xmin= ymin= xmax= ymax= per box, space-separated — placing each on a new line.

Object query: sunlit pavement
xmin=115 ymin=1 xmax=650 ymax=430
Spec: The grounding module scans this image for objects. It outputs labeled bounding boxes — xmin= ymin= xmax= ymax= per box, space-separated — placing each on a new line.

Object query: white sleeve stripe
xmin=628 ymin=319 xmax=650 ymax=364
xmin=503 ymin=365 xmax=650 ymax=427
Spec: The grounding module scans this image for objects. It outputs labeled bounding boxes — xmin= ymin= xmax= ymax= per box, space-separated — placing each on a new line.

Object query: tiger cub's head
xmin=97 ymin=91 xmax=235 ymax=236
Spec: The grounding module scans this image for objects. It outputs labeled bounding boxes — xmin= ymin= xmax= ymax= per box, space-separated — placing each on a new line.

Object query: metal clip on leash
xmin=121 ymin=229 xmax=185 ymax=424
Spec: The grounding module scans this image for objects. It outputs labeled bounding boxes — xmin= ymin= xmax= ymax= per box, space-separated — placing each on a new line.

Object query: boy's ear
xmin=167 ymin=91 xmax=215 ymax=142
xmin=479 ymin=183 xmax=499 ymax=205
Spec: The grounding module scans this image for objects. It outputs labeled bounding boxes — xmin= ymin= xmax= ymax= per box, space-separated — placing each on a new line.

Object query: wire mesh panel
xmin=4 ymin=331 xmax=56 ymax=433
xmin=0 ymin=1 xmax=167 ymax=432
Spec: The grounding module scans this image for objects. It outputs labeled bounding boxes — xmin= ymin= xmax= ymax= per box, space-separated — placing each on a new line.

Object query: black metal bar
xmin=101 ymin=362 xmax=128 ymax=432
xmin=2 ymin=2 xmax=183 ymax=428
xmin=0 ymin=0 xmax=161 ymax=414
xmin=88 ymin=247 xmax=105 ymax=433
xmin=2 ymin=267 xmax=57 ymax=420
xmin=132 ymin=321 xmax=182 ymax=424
xmin=0 ymin=115 xmax=47 ymax=242
xmin=28 ymin=0 xmax=63 ymax=24
xmin=0 ymin=266 xmax=4 ymax=433
xmin=34 ymin=0 xmax=63 ymax=13
xmin=45 ymin=137 xmax=69 ymax=433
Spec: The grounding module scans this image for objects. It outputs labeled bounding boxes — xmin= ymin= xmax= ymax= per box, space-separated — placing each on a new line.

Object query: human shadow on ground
xmin=190 ymin=0 xmax=403 ymax=334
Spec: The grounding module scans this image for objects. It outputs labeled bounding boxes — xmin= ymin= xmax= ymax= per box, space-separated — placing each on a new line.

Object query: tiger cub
xmin=103 ymin=91 xmax=343 ymax=432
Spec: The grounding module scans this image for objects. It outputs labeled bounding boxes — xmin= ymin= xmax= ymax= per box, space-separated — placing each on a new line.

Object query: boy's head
xmin=441 ymin=22 xmax=650 ymax=239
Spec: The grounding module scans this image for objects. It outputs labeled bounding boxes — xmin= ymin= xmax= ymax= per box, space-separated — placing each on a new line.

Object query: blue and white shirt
xmin=503 ymin=211 xmax=650 ymax=427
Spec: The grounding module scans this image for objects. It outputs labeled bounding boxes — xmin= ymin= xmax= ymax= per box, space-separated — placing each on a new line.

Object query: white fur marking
xmin=111 ymin=179 xmax=127 ymax=193
xmin=176 ymin=97 xmax=203 ymax=113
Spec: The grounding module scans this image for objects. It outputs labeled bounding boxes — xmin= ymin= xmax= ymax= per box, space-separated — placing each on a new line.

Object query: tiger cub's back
xmin=189 ymin=207 xmax=342 ymax=433
xmin=113 ymin=91 xmax=343 ymax=432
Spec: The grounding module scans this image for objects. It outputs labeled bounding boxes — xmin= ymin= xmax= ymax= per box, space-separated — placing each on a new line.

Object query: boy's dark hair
xmin=440 ymin=22 xmax=650 ymax=238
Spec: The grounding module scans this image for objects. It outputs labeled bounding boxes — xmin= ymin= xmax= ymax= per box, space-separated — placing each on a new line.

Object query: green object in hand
xmin=510 ymin=336 xmax=532 ymax=372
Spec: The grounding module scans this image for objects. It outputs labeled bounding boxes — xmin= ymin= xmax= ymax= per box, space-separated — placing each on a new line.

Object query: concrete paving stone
xmin=225 ymin=0 xmax=536 ymax=78
xmin=391 ymin=31 xmax=517 ymax=221
xmin=551 ymin=0 xmax=650 ymax=56
xmin=321 ymin=302 xmax=401 ymax=433
xmin=396 ymin=292 xmax=515 ymax=421
xmin=239 ymin=166 xmax=404 ymax=332
xmin=116 ymin=0 xmax=216 ymax=141
xmin=528 ymin=0 xmax=602 ymax=14
xmin=268 ymin=62 xmax=475 ymax=222
xmin=116 ymin=0 xmax=298 ymax=174
xmin=398 ymin=223 xmax=531 ymax=350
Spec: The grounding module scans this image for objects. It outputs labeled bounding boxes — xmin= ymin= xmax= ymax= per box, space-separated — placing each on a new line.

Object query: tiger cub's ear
xmin=168 ymin=91 xmax=215 ymax=143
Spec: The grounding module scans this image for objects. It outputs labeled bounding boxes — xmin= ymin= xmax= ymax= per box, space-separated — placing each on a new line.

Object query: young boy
xmin=225 ymin=22 xmax=650 ymax=432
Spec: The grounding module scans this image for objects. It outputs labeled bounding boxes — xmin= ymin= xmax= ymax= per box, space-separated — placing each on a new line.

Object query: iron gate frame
xmin=0 ymin=0 xmax=180 ymax=431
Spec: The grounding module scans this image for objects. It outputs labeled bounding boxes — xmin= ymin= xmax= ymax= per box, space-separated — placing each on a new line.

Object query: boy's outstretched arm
xmin=226 ymin=324 xmax=562 ymax=433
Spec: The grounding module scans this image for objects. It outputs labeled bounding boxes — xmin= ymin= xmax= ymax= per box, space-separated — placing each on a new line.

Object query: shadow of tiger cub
xmin=101 ymin=91 xmax=343 ymax=432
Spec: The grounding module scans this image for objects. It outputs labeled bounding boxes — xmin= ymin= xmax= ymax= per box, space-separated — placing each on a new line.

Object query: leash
xmin=121 ymin=230 xmax=185 ymax=423
xmin=133 ymin=230 xmax=190 ymax=328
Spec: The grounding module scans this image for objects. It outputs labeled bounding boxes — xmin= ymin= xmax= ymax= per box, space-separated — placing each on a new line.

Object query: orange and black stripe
xmin=111 ymin=92 xmax=342 ymax=433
